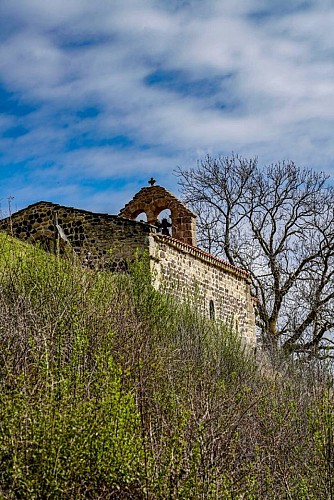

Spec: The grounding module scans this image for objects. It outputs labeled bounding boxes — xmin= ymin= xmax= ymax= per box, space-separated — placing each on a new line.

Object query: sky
xmin=0 ymin=0 xmax=333 ymax=216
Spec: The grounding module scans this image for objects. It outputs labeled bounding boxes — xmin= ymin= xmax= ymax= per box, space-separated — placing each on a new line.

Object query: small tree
xmin=177 ymin=155 xmax=334 ymax=359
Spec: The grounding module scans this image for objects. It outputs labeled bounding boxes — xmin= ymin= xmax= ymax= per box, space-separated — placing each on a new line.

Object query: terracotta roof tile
xmin=154 ymin=234 xmax=250 ymax=279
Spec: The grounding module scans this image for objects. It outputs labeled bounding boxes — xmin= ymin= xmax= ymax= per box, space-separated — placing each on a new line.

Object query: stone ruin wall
xmin=0 ymin=202 xmax=152 ymax=270
xmin=150 ymin=234 xmax=256 ymax=348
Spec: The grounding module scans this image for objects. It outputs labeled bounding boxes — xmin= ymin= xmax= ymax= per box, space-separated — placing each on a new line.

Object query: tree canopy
xmin=177 ymin=155 xmax=334 ymax=359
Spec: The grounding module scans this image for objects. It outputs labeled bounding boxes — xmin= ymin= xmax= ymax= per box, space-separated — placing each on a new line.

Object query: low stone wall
xmin=150 ymin=234 xmax=256 ymax=347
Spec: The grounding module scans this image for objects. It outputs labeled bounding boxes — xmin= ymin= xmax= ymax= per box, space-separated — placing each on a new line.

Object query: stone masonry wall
xmin=150 ymin=234 xmax=256 ymax=347
xmin=0 ymin=202 xmax=153 ymax=270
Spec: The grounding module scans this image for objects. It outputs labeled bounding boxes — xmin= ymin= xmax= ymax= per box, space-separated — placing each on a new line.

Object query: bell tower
xmin=119 ymin=180 xmax=197 ymax=246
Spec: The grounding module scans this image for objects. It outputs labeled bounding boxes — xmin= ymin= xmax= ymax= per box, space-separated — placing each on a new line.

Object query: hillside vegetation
xmin=0 ymin=234 xmax=333 ymax=499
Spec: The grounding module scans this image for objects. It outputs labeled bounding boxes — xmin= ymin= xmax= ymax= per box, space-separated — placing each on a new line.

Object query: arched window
xmin=209 ymin=300 xmax=215 ymax=320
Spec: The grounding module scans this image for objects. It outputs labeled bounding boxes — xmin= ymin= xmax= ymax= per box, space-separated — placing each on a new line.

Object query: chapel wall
xmin=150 ymin=234 xmax=256 ymax=348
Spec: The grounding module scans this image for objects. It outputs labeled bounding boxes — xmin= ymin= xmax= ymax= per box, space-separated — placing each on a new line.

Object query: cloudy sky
xmin=0 ymin=0 xmax=333 ymax=215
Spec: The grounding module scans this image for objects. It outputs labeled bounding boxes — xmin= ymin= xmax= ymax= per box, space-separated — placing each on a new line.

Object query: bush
xmin=0 ymin=236 xmax=145 ymax=498
xmin=0 ymin=234 xmax=333 ymax=498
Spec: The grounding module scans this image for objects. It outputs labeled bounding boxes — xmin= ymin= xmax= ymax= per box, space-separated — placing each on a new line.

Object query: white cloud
xmin=0 ymin=0 xmax=333 ymax=213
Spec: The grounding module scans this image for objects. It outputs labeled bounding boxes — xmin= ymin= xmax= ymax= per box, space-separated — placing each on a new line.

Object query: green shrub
xmin=0 ymin=233 xmax=332 ymax=498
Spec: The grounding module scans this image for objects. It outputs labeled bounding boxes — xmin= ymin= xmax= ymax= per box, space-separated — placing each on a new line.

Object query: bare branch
xmin=177 ymin=156 xmax=334 ymax=358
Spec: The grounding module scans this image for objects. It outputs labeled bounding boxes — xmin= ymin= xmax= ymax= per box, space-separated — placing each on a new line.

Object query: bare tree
xmin=176 ymin=155 xmax=334 ymax=358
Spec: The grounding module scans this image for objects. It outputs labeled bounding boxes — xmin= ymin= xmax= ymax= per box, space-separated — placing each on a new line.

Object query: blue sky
xmin=0 ymin=0 xmax=333 ymax=216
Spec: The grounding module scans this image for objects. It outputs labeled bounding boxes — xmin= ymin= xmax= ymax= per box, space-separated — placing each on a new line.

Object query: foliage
xmin=0 ymin=235 xmax=145 ymax=498
xmin=0 ymin=233 xmax=333 ymax=498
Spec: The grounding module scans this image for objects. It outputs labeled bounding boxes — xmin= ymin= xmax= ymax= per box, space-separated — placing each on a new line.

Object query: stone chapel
xmin=0 ymin=181 xmax=256 ymax=347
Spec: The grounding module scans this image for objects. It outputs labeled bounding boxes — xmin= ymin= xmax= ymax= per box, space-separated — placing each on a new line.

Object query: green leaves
xmin=0 ymin=233 xmax=333 ymax=498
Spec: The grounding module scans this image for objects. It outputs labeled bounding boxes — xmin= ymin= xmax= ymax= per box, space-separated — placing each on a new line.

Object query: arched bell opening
xmin=135 ymin=212 xmax=148 ymax=223
xmin=156 ymin=209 xmax=172 ymax=236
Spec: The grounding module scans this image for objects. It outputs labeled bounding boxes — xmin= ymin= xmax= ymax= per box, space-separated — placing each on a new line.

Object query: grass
xmin=0 ymin=233 xmax=333 ymax=499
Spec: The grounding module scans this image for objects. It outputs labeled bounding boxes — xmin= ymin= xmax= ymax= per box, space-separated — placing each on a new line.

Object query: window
xmin=209 ymin=300 xmax=215 ymax=320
